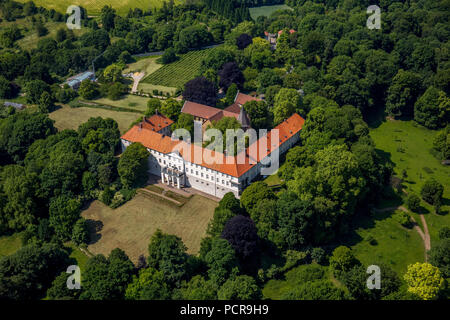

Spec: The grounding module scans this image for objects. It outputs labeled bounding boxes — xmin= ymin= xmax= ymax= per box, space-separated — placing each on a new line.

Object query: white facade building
xmin=121 ymin=113 xmax=305 ymax=198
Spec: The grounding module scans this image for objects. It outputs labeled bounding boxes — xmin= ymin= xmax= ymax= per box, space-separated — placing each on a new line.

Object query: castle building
xmin=120 ymin=112 xmax=305 ymax=198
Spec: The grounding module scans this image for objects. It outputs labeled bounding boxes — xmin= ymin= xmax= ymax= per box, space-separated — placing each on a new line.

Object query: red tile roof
xmin=224 ymin=92 xmax=261 ymax=114
xmin=121 ymin=113 xmax=305 ymax=177
xmin=141 ymin=114 xmax=173 ymax=132
xmin=181 ymin=101 xmax=222 ymax=120
xmin=208 ymin=110 xmax=239 ymax=123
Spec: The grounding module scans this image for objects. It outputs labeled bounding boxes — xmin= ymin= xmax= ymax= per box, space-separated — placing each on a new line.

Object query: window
xmin=201 ymin=173 xmax=203 ymax=178
xmin=196 ymin=171 xmax=198 ymax=176
xmin=206 ymin=175 xmax=209 ymax=179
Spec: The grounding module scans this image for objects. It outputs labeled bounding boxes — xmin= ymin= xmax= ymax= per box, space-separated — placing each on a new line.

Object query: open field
xmin=49 ymin=104 xmax=142 ymax=134
xmin=81 ymin=193 xmax=217 ymax=263
xmin=124 ymin=56 xmax=162 ymax=75
xmin=0 ymin=233 xmax=23 ymax=259
xmin=346 ymin=210 xmax=425 ymax=276
xmin=370 ymin=119 xmax=450 ymax=245
xmin=142 ymin=48 xmax=215 ymax=89
xmin=16 ymin=0 xmax=183 ymax=16
xmin=249 ymin=4 xmax=293 ymax=20
xmin=93 ymin=94 xmax=150 ymax=112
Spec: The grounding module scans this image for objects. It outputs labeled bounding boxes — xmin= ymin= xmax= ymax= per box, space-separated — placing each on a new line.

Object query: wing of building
xmin=121 ymin=112 xmax=305 ymax=199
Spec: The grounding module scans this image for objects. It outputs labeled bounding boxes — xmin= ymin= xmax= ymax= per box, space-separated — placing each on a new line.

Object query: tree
xmin=72 ymin=218 xmax=89 ymax=246
xmin=103 ymin=64 xmax=123 ymax=83
xmin=147 ymin=230 xmax=187 ymax=287
xmin=80 ymin=249 xmax=135 ymax=300
xmin=49 ymin=195 xmax=81 ymax=241
xmin=428 ymin=238 xmax=450 ymax=278
xmin=282 ymin=280 xmax=345 ymax=300
xmin=404 ymin=262 xmax=444 ymax=300
xmin=221 ymin=215 xmax=259 ymax=268
xmin=414 ymin=86 xmax=449 ymax=129
xmin=118 ymin=142 xmax=149 ymax=188
xmin=329 ymin=246 xmax=360 ymax=277
xmin=218 ymin=275 xmax=262 ymax=300
xmin=225 ymin=83 xmax=238 ymax=105
xmin=203 ymin=238 xmax=239 ymax=286
xmin=38 ymin=91 xmax=54 ymax=113
xmin=183 ymin=77 xmax=217 ymax=107
xmin=145 ymin=98 xmax=162 ymax=116
xmin=243 ymin=100 xmax=271 ymax=130
xmin=432 ymin=126 xmax=449 ymax=160
xmin=100 ymin=5 xmax=116 ymax=31
xmin=218 ymin=62 xmax=244 ymax=91
xmin=107 ymin=82 xmax=127 ymax=100
xmin=172 ymin=113 xmax=194 ymax=138
xmin=406 ymin=193 xmax=421 ymax=212
xmin=47 ymin=272 xmax=80 ymax=300
xmin=386 ymin=69 xmax=422 ymax=117
xmin=25 ymin=80 xmax=50 ymax=104
xmin=177 ymin=25 xmax=212 ymax=53
xmin=178 ymin=275 xmax=217 ymax=300
xmin=161 ymin=98 xmax=182 ymax=121
xmin=236 ymin=33 xmax=252 ymax=50
xmin=0 ymin=76 xmax=15 ymax=99
xmin=161 ymin=47 xmax=178 ymax=64
xmin=273 ymin=88 xmax=301 ymax=125
xmin=240 ymin=181 xmax=276 ymax=215
xmin=125 ymin=267 xmax=171 ymax=300
xmin=78 ymin=80 xmax=99 ymax=100
xmin=0 ymin=243 xmax=70 ymax=300
xmin=420 ymin=178 xmax=444 ymax=205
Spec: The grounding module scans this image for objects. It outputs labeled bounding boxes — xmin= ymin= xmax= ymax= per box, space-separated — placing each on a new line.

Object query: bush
xmin=282 ymin=250 xmax=308 ymax=272
xmin=311 ymin=247 xmax=327 ymax=265
xmin=101 ymin=187 xmax=114 ymax=205
xmin=407 ymin=193 xmax=421 ymax=212
xmin=421 ymin=178 xmax=444 ymax=205
xmin=438 ymin=227 xmax=450 ymax=240
xmin=161 ymin=48 xmax=178 ymax=64
xmin=395 ymin=211 xmax=412 ymax=228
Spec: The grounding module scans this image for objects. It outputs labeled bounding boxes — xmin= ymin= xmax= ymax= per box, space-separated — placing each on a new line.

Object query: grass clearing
xmin=249 ymin=4 xmax=293 ymax=20
xmin=49 ymin=104 xmax=142 ymax=134
xmin=124 ymin=56 xmax=162 ymax=75
xmin=142 ymin=48 xmax=215 ymax=89
xmin=370 ymin=119 xmax=450 ymax=245
xmin=16 ymin=0 xmax=183 ymax=16
xmin=81 ymin=193 xmax=217 ymax=263
xmin=0 ymin=233 xmax=23 ymax=259
xmin=93 ymin=95 xmax=149 ymax=112
xmin=346 ymin=210 xmax=425 ymax=276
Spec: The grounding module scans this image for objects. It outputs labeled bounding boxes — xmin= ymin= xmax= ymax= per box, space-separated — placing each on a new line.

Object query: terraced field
xmin=16 ymin=0 xmax=183 ymax=15
xmin=141 ymin=48 xmax=215 ymax=89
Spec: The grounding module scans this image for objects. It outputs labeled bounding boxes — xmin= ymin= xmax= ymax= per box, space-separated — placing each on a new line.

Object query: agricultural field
xmin=49 ymin=104 xmax=142 ymax=134
xmin=249 ymin=4 xmax=293 ymax=20
xmin=81 ymin=193 xmax=218 ymax=263
xmin=93 ymin=94 xmax=150 ymax=113
xmin=16 ymin=0 xmax=183 ymax=16
xmin=370 ymin=119 xmax=450 ymax=245
xmin=141 ymin=48 xmax=216 ymax=89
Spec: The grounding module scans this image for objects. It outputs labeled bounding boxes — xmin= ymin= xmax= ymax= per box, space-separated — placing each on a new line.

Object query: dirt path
xmin=374 ymin=205 xmax=431 ymax=260
xmin=131 ymin=72 xmax=145 ymax=93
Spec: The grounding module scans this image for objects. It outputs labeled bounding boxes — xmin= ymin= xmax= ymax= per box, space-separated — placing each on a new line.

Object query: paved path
xmin=131 ymin=72 xmax=145 ymax=93
xmin=374 ymin=206 xmax=431 ymax=260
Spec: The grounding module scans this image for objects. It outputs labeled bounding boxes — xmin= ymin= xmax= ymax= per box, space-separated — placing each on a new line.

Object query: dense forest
xmin=0 ymin=0 xmax=448 ymax=301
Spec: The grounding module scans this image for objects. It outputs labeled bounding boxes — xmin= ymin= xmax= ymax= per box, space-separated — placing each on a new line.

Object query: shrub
xmin=311 ymin=247 xmax=327 ymax=265
xmin=282 ymin=250 xmax=308 ymax=272
xmin=407 ymin=193 xmax=421 ymax=212
xmin=421 ymin=178 xmax=444 ymax=205
xmin=395 ymin=211 xmax=412 ymax=228
xmin=101 ymin=187 xmax=114 ymax=205
xmin=72 ymin=219 xmax=89 ymax=246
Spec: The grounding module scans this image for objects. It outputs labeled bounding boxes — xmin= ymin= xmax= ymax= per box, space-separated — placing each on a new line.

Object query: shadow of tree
xmin=85 ymin=219 xmax=103 ymax=245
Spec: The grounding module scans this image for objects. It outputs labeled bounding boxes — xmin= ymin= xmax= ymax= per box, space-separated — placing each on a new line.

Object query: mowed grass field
xmin=81 ymin=193 xmax=218 ymax=263
xmin=370 ymin=120 xmax=450 ymax=245
xmin=142 ymin=48 xmax=215 ymax=89
xmin=49 ymin=104 xmax=142 ymax=134
xmin=249 ymin=4 xmax=293 ymax=20
xmin=16 ymin=0 xmax=183 ymax=15
xmin=93 ymin=94 xmax=150 ymax=112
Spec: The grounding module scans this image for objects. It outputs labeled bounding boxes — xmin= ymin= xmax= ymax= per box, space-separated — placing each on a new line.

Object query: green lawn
xmin=16 ymin=0 xmax=183 ymax=15
xmin=0 ymin=233 xmax=23 ymax=259
xmin=347 ymin=210 xmax=425 ymax=276
xmin=249 ymin=4 xmax=293 ymax=20
xmin=65 ymin=242 xmax=90 ymax=273
xmin=370 ymin=119 xmax=450 ymax=245
xmin=142 ymin=48 xmax=216 ymax=89
xmin=81 ymin=193 xmax=218 ymax=263
xmin=93 ymin=95 xmax=150 ymax=112
xmin=49 ymin=104 xmax=142 ymax=134
xmin=124 ymin=56 xmax=162 ymax=75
